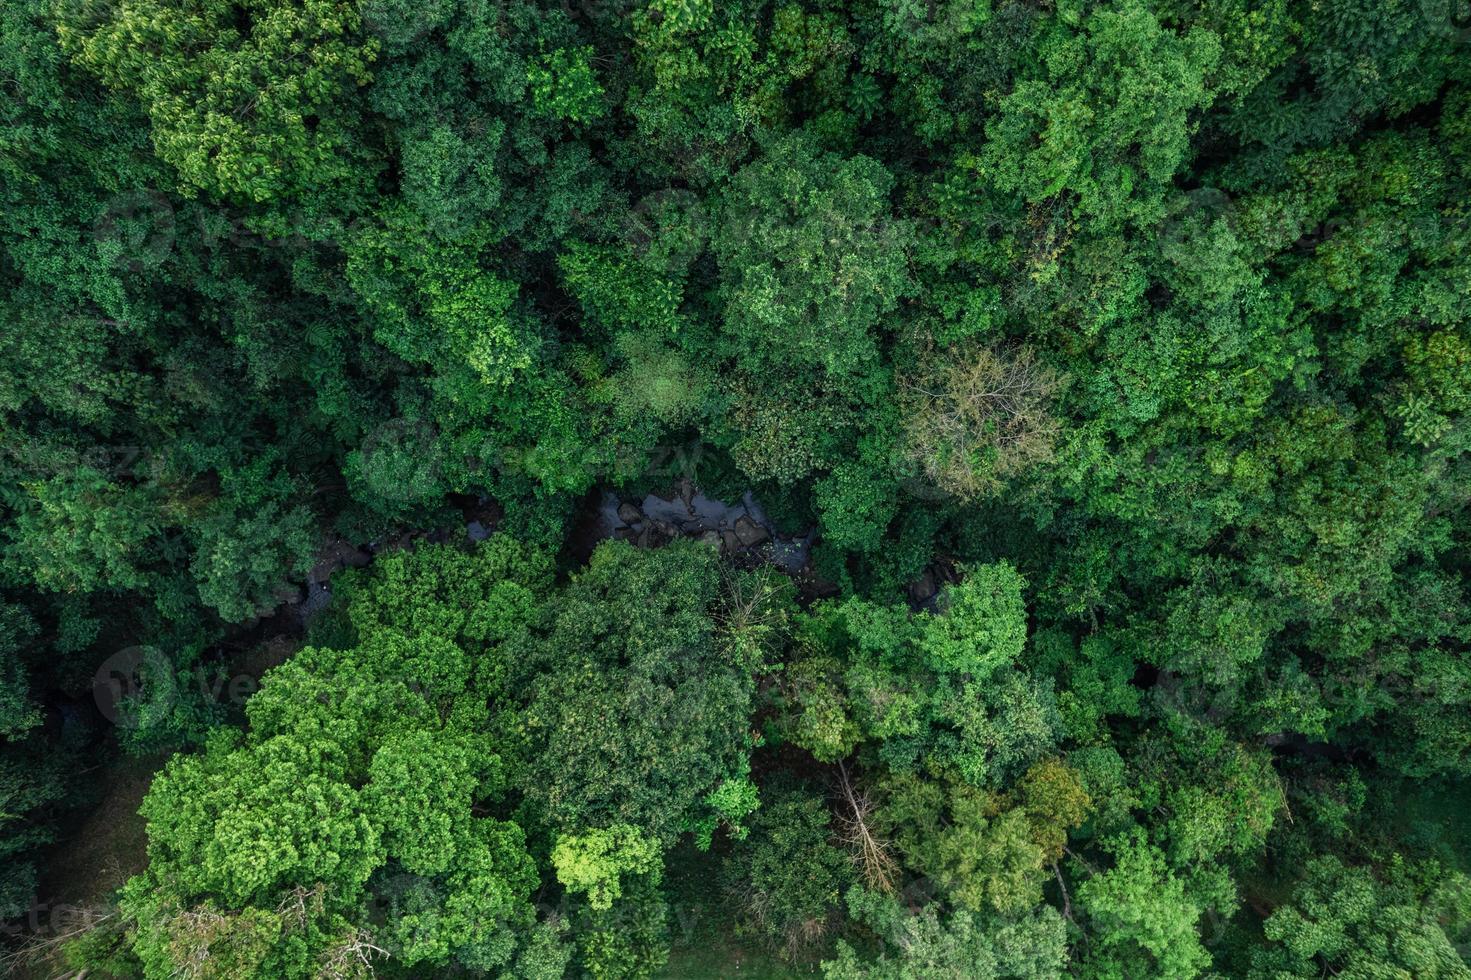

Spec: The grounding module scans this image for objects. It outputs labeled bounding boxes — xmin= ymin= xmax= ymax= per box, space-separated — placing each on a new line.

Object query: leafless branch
xmin=835 ymin=760 xmax=900 ymax=895
xmin=900 ymin=342 xmax=1061 ymax=500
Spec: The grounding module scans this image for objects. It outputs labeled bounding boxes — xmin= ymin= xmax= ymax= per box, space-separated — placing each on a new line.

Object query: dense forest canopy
xmin=2 ymin=0 xmax=1471 ymax=976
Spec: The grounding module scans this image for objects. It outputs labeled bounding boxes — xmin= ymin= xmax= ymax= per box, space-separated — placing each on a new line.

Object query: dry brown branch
xmin=835 ymin=761 xmax=900 ymax=895
xmin=784 ymin=916 xmax=829 ymax=962
xmin=728 ymin=857 xmax=837 ymax=962
xmin=0 ymin=906 xmax=118 ymax=977
xmin=317 ymin=926 xmax=387 ymax=980
xmin=1052 ymin=862 xmax=1073 ymax=923
xmin=167 ymin=905 xmax=232 ymax=978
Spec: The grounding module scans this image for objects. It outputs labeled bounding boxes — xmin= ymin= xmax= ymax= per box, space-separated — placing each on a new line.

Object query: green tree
xmin=59 ymin=0 xmax=378 ymax=203
xmin=1251 ymin=855 xmax=1471 ymax=980
xmin=716 ymin=132 xmax=913 ymax=382
xmin=517 ymin=541 xmax=759 ymax=843
xmin=978 ymin=0 xmax=1220 ymax=237
xmin=119 ymin=538 xmax=550 ymax=977
xmin=1075 ymin=830 xmax=1211 ymax=980
xmin=552 ymin=825 xmax=662 ymax=912
xmin=725 ymin=786 xmax=855 ymax=959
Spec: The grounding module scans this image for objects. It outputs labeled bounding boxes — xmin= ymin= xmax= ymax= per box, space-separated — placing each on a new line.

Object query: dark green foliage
xmin=0 ymin=605 xmax=66 ymax=920
xmin=1248 ymin=855 xmax=1471 ymax=979
xmin=723 ymin=786 xmax=855 ymax=958
xmin=516 ymin=541 xmax=760 ymax=844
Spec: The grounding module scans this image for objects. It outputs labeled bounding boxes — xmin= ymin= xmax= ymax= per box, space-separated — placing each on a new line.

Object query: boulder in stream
xmin=733 ymin=515 xmax=768 ymax=547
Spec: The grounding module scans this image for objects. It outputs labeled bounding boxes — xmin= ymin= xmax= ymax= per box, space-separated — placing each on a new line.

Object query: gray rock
xmin=908 ymin=570 xmax=938 ymax=605
xmin=300 ymin=582 xmax=332 ymax=620
xmin=308 ymin=540 xmax=371 ymax=586
xmin=766 ymin=533 xmax=815 ymax=573
xmin=617 ymin=502 xmax=643 ymax=525
xmin=308 ymin=558 xmax=336 ymax=587
xmin=733 ymin=515 xmax=769 ymax=547
xmin=721 ymin=530 xmax=741 ymax=553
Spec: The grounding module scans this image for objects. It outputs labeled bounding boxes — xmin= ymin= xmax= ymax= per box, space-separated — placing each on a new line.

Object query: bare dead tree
xmin=900 ymin=342 xmax=1061 ymax=500
xmin=835 ymin=760 xmax=900 ymax=895
xmin=273 ymin=884 xmax=385 ymax=979
xmin=1052 ymin=862 xmax=1074 ymax=924
xmin=276 ymin=885 xmax=318 ymax=931
xmin=167 ymin=905 xmax=234 ymax=979
xmin=317 ymin=927 xmax=387 ymax=980
xmin=123 ymin=885 xmax=385 ymax=980
xmin=727 ymin=876 xmax=832 ymax=963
